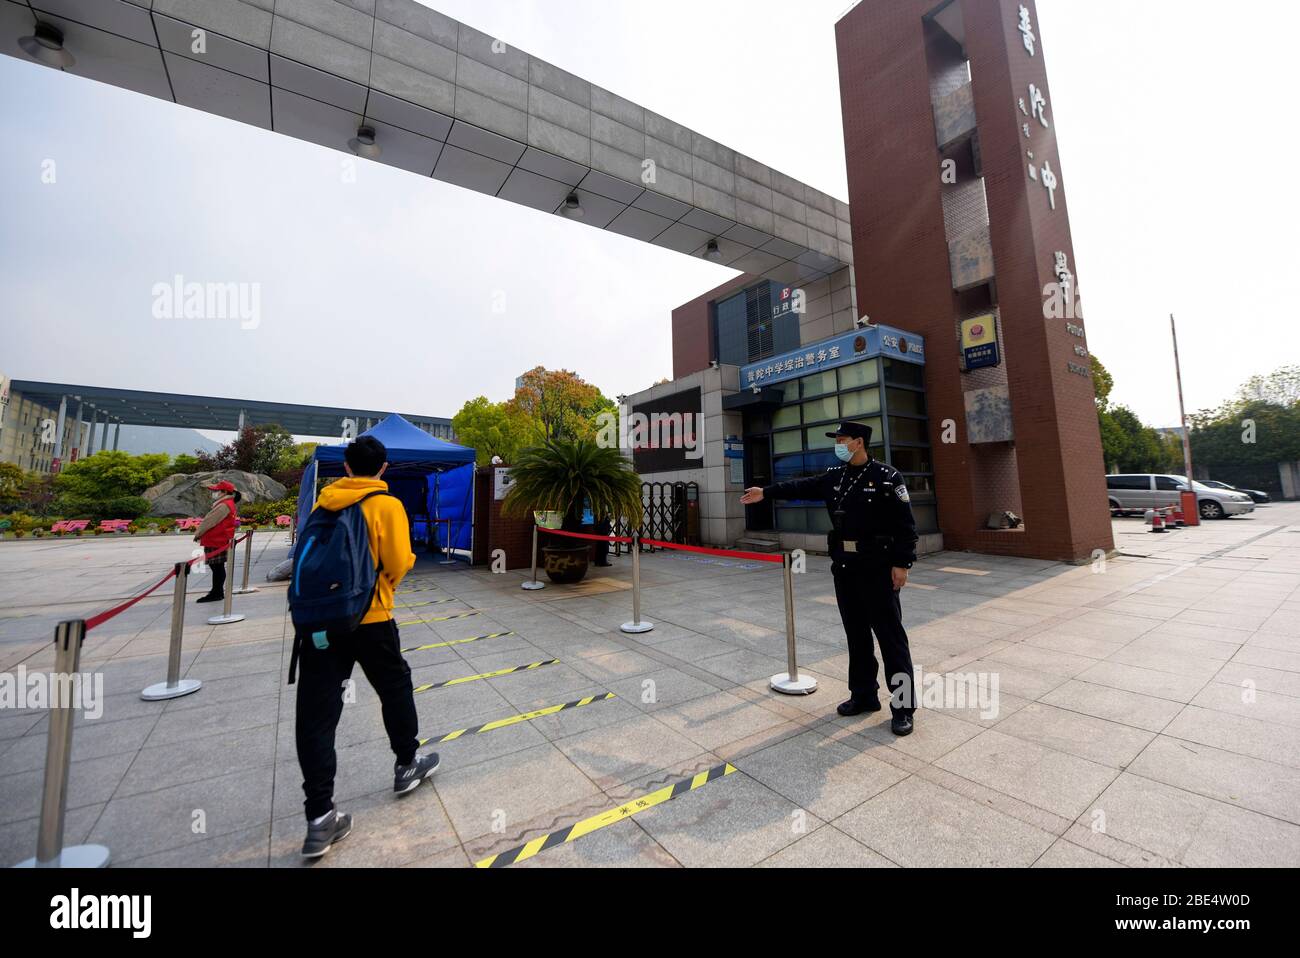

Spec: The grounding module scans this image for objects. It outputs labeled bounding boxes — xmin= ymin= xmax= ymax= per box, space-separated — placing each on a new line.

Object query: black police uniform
xmin=762 ymin=424 xmax=918 ymax=718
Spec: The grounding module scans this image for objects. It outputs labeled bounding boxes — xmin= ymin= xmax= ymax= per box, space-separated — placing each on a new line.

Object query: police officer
xmin=741 ymin=422 xmax=918 ymax=736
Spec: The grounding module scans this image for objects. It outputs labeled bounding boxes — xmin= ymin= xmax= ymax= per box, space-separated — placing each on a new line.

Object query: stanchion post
xmin=439 ymin=519 xmax=456 ymax=566
xmin=207 ymin=540 xmax=246 ymax=625
xmin=234 ymin=529 xmax=258 ymax=595
xmin=770 ymin=552 xmax=817 ymax=695
xmin=521 ymin=524 xmax=545 ymax=591
xmin=15 ymin=620 xmax=110 ymax=868
xmin=142 ymin=563 xmax=202 ymax=701
xmin=620 ymin=530 xmax=654 ymax=635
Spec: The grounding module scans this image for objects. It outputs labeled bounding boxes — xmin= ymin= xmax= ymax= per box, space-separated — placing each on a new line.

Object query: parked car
xmin=1199 ymin=480 xmax=1271 ymax=504
xmin=1106 ymin=474 xmax=1255 ymax=520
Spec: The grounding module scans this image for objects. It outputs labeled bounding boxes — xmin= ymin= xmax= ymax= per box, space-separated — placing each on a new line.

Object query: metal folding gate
xmin=611 ymin=481 xmax=699 ymax=555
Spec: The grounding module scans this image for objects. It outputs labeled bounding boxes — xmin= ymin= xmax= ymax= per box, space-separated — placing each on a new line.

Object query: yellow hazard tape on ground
xmin=398 ymin=598 xmax=458 ymax=609
xmin=398 ymin=611 xmax=481 ymax=626
xmin=414 ymin=660 xmax=559 ymax=694
xmin=401 ymin=631 xmax=515 ymax=654
xmin=398 ymin=586 xmax=442 ymax=595
xmin=420 ymin=692 xmax=614 ymax=745
xmin=475 ymin=763 xmax=737 ymax=868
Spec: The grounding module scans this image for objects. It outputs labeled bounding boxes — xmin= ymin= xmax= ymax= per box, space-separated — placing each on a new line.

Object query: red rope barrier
xmin=540 ymin=528 xmax=634 ymax=544
xmin=641 ymin=538 xmax=784 ymax=564
xmin=77 ymin=532 xmax=255 ymax=634
xmin=84 ymin=568 xmax=178 ymax=632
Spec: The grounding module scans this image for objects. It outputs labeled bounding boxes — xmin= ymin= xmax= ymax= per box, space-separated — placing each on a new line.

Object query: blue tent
xmin=296 ymin=415 xmax=476 ymax=556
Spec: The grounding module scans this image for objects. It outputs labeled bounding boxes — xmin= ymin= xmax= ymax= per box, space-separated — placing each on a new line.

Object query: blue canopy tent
xmin=295 ymin=415 xmax=476 ymax=559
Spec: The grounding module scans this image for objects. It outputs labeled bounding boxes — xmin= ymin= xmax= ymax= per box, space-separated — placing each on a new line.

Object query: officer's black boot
xmin=890 ymin=714 xmax=914 ymax=736
xmin=837 ymin=698 xmax=882 ymax=717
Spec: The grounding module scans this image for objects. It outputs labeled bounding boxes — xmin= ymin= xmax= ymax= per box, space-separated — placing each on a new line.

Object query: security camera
xmin=855 ymin=314 xmax=875 ymax=330
xmin=751 ymin=385 xmax=762 ymax=395
xmin=709 ymin=360 xmax=720 ymax=369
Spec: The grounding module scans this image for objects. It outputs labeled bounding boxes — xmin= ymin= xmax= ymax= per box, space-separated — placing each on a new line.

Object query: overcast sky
xmin=2 ymin=0 xmax=1297 ymax=436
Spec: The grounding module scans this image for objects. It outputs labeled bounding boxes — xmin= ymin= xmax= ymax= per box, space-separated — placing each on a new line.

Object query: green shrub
xmin=104 ymin=497 xmax=152 ymax=520
xmin=54 ymin=497 xmax=152 ymax=521
xmin=239 ymin=497 xmax=297 ymax=526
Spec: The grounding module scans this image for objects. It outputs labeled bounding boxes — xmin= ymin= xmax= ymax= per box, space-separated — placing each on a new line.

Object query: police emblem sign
xmin=960 ymin=314 xmax=1000 ymax=371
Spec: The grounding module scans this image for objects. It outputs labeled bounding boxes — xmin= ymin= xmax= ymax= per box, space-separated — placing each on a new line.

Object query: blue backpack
xmin=288 ymin=491 xmax=391 ymax=683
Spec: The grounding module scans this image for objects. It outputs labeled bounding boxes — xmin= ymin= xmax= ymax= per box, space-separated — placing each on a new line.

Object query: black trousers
xmin=831 ymin=559 xmax=916 ymax=717
xmin=206 ymin=556 xmax=226 ymax=597
xmin=294 ymin=619 xmax=420 ymax=820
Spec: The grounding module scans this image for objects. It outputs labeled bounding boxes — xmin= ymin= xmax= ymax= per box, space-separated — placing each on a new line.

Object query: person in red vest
xmin=194 ymin=480 xmax=240 ymax=603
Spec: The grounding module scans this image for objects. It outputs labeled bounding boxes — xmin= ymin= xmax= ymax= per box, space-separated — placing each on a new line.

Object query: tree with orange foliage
xmin=507 ymin=367 xmax=616 ymax=443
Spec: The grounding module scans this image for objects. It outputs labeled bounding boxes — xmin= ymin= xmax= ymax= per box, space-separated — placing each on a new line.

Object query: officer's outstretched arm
xmin=763 ymin=473 xmax=830 ymax=502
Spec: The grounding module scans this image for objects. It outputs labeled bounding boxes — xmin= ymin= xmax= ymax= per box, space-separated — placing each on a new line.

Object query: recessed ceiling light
xmin=19 ymin=22 xmax=74 ymax=69
xmin=560 ymin=193 xmax=584 ymax=219
xmin=348 ymin=125 xmax=381 ymax=160
xmin=705 ymin=239 xmax=725 ymax=262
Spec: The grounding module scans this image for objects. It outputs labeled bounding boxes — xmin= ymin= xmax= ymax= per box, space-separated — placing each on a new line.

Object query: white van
xmin=1106 ymin=474 xmax=1255 ymax=520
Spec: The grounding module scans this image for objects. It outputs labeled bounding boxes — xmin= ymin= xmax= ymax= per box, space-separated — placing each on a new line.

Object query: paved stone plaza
xmin=2 ymin=505 xmax=1299 ymax=868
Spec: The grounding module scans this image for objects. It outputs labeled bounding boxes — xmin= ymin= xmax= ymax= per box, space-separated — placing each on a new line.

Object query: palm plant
xmin=502 ymin=436 xmax=643 ymax=532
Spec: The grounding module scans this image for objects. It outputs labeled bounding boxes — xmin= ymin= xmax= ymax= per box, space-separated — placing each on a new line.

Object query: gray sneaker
xmin=301 ymin=809 xmax=352 ymax=860
xmin=394 ymin=751 xmax=440 ymax=795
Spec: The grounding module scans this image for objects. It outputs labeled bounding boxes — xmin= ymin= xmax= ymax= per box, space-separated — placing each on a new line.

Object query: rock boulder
xmin=144 ymin=470 xmax=288 ymax=517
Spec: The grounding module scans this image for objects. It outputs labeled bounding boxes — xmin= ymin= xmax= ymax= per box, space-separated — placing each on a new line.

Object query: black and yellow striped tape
xmin=401 ymin=631 xmax=515 ymax=654
xmin=420 ymin=692 xmax=614 ymax=745
xmin=475 ymin=763 xmax=737 ymax=868
xmin=398 ymin=611 xmax=481 ymax=626
xmin=398 ymin=598 xmax=458 ymax=609
xmin=414 ymin=659 xmax=559 ymax=694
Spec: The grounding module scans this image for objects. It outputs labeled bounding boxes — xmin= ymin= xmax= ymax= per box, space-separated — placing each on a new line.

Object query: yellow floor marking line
xmin=401 ymin=631 xmax=515 ymax=654
xmin=414 ymin=660 xmax=558 ymax=694
xmin=475 ymin=763 xmax=737 ymax=868
xmin=420 ymin=693 xmax=614 ymax=745
xmin=397 ymin=611 xmax=481 ymax=626
xmin=398 ymin=598 xmax=458 ymax=609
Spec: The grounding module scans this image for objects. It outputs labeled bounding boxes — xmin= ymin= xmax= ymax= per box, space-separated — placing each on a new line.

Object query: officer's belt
xmin=836 ymin=534 xmax=895 ymax=554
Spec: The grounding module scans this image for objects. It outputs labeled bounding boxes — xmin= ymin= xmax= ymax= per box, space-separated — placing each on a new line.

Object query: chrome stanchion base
xmin=140 ymin=678 xmax=202 ymax=701
xmin=15 ymin=844 xmax=111 ymax=868
xmin=521 ymin=581 xmax=545 ymax=591
xmin=620 ymin=620 xmax=654 ymax=634
xmin=233 ymin=586 xmax=259 ymax=595
xmin=206 ymin=613 xmax=246 ymax=625
xmin=770 ymin=672 xmax=818 ymax=695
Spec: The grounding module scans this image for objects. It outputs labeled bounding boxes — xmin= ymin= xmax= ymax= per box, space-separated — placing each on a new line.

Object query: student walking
xmin=289 ymin=436 xmax=440 ymax=860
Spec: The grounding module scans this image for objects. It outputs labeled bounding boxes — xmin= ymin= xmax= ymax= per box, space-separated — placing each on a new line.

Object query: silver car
xmin=1106 ymin=474 xmax=1255 ymax=520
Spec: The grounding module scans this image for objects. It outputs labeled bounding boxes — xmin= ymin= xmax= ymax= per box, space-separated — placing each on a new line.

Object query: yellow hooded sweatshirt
xmin=313 ymin=477 xmax=416 ymax=625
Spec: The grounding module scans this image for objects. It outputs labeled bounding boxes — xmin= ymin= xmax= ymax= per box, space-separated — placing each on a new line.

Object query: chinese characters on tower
xmin=1018 ymin=4 xmax=1036 ymax=55
xmin=1016 ymin=5 xmax=1058 ymax=212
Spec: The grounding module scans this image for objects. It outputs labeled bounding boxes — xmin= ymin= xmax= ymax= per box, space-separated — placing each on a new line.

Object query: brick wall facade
xmin=836 ymin=0 xmax=1113 ymax=562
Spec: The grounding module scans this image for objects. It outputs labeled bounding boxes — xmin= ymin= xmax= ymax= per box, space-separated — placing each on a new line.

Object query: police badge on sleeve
xmin=896 ymin=484 xmax=910 ymax=503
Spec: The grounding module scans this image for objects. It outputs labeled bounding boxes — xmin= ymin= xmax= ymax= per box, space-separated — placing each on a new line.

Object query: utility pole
xmin=1171 ymin=314 xmax=1195 ymax=482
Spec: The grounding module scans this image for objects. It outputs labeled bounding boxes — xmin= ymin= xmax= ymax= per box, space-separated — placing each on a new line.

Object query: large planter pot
xmin=542 ymin=539 xmax=589 ymax=584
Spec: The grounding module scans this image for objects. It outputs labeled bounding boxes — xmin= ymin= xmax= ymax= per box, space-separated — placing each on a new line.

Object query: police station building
xmin=624 ymin=273 xmax=938 ymax=556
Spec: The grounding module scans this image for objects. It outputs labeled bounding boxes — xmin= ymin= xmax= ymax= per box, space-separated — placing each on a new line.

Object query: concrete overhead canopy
xmin=2 ymin=0 xmax=853 ymax=285
xmin=11 ymin=380 xmax=451 ymax=436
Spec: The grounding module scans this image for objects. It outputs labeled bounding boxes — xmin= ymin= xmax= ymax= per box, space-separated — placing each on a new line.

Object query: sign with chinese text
xmin=961 ymin=314 xmax=1000 ymax=370
xmin=740 ymin=325 xmax=925 ymax=390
